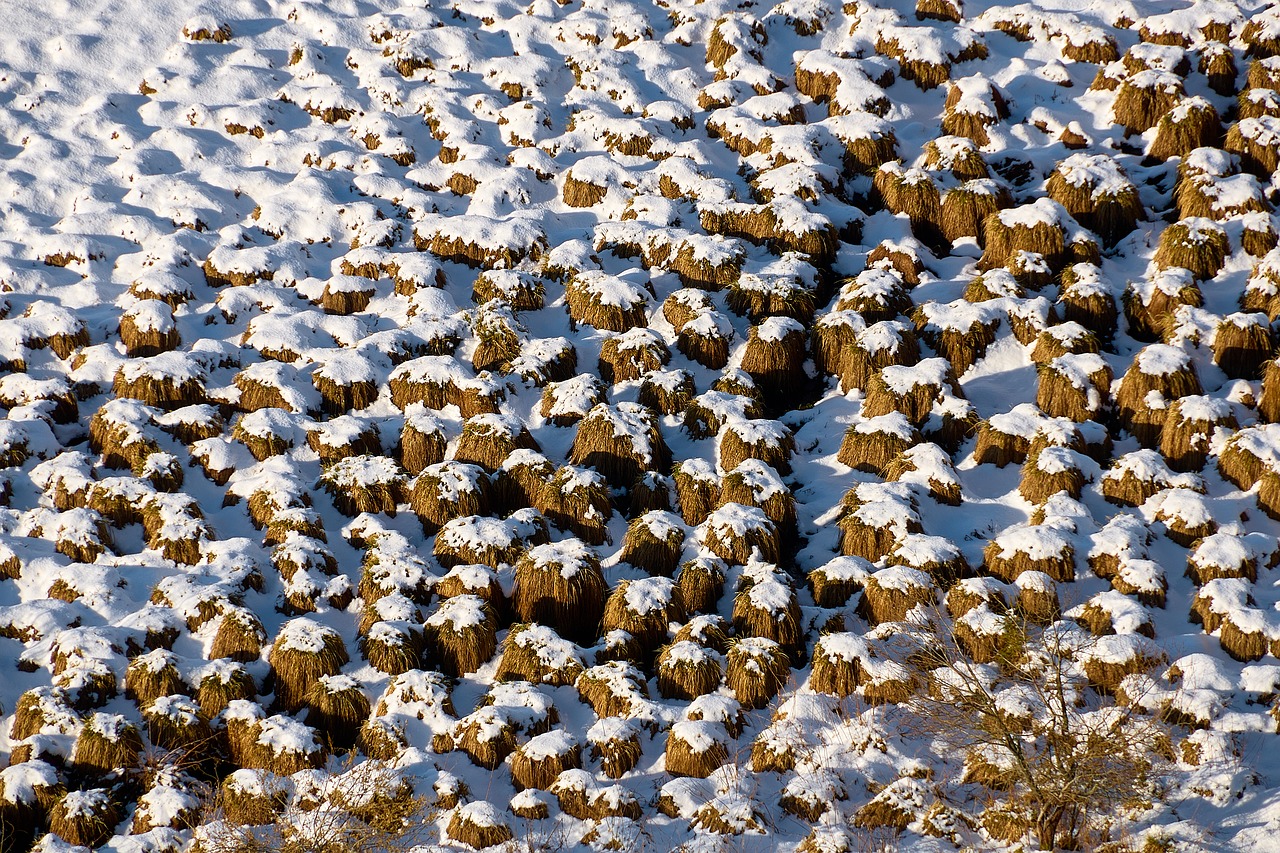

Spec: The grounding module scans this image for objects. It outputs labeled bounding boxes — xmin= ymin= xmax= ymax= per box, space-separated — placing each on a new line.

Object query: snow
xmin=3 ymin=0 xmax=1280 ymax=848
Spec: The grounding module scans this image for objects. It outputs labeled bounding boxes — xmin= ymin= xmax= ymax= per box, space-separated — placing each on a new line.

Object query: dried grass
xmin=1018 ymin=447 xmax=1086 ymax=504
xmin=1116 ymin=348 xmax=1202 ymax=446
xmin=511 ymin=545 xmax=607 ymax=642
xmin=726 ymin=637 xmax=790 ymax=709
xmin=267 ymin=621 xmax=350 ymax=712
xmin=941 ymin=181 xmax=1012 ymax=243
xmin=656 ymin=642 xmax=724 ymax=700
xmin=678 ymin=557 xmax=726 ymax=614
xmin=534 ymin=465 xmax=613 ymax=545
xmin=1154 ymin=220 xmax=1229 ymax=280
xmin=1214 ymin=314 xmax=1274 ymax=379
xmin=1114 ymin=72 xmax=1184 ymax=134
xmin=1227 ymin=119 xmax=1280 ymax=176
xmin=1035 ymin=357 xmax=1112 ymax=423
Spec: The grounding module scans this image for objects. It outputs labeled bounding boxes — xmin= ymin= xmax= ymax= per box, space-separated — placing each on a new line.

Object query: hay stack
xmin=916 ymin=0 xmax=961 ymax=23
xmin=588 ymin=717 xmax=643 ymax=779
xmin=569 ymin=402 xmax=669 ymax=488
xmin=629 ymin=470 xmax=673 ymax=517
xmin=1018 ymin=445 xmax=1087 ymax=503
xmin=677 ymin=556 xmax=727 ymax=614
xmin=808 ymin=555 xmax=872 ymax=608
xmin=1243 ymin=214 xmax=1280 ymax=258
xmin=599 ymin=327 xmax=671 ymax=383
xmin=535 ymin=465 xmax=613 ymax=545
xmin=925 ymin=135 xmax=988 ymax=179
xmin=306 ymin=416 xmax=381 ymax=464
xmin=1035 ymin=353 xmax=1113 ymax=423
xmin=194 ymin=660 xmax=257 ymax=717
xmin=211 ymin=605 xmax=269 ymax=662
xmin=566 ymin=271 xmax=650 ymax=332
xmin=360 ymin=617 xmax=424 ymax=671
xmin=857 ymin=567 xmax=936 ymax=625
xmin=511 ymin=540 xmax=607 ymax=642
xmin=721 ymin=458 xmax=797 ymax=535
xmin=726 ymin=637 xmax=790 ymax=709
xmin=1214 ymin=312 xmax=1274 ymax=379
xmin=838 ymin=486 xmax=924 ymax=560
xmin=454 ymin=413 xmax=540 ymax=472
xmin=1123 ymin=267 xmax=1203 ymax=342
xmin=425 ymin=594 xmax=498 ymax=676
xmin=113 ymin=353 xmax=207 ymax=410
xmin=509 ymin=731 xmax=581 ymax=790
xmin=833 ymin=269 xmax=912 ymax=323
xmin=311 ymin=351 xmax=378 ymax=415
xmin=739 ymin=317 xmax=809 ymax=400
xmin=809 ymin=633 xmax=868 ymax=696
xmin=838 ymin=413 xmax=920 ymax=475
xmin=888 ymin=533 xmax=969 ymax=586
xmin=219 ymin=769 xmax=289 ymax=826
xmin=49 ymin=789 xmax=122 ymax=849
xmin=977 ymin=199 xmax=1071 ymax=275
xmin=299 ymin=674 xmax=369 ymax=750
xmin=1154 ymin=218 xmax=1229 ymax=280
xmin=1046 ymin=153 xmax=1143 ymax=246
xmin=638 ymin=369 xmax=696 ymax=416
xmin=72 ymin=712 xmax=143 ymax=776
xmin=663 ymin=288 xmax=714 ymax=329
xmin=1187 ymin=533 xmax=1258 ymax=586
xmin=674 ymin=458 xmax=720 ymax=525
xmin=718 ymin=418 xmax=794 ymax=475
xmin=941 ymin=76 xmax=1009 ymax=145
xmin=732 ymin=572 xmax=803 ymax=653
xmin=267 ymin=617 xmax=350 ymax=712
xmin=124 ymin=648 xmax=185 ymax=710
xmin=495 ymin=623 xmax=586 ymax=686
xmin=1080 ymin=635 xmax=1163 ymax=693
xmin=576 ymin=660 xmax=649 ymax=718
xmin=1058 ymin=263 xmax=1118 ymax=340
xmin=884 ymin=445 xmax=962 ymax=505
xmin=1102 ymin=449 xmax=1202 ymax=507
xmin=1217 ymin=425 xmax=1280 ymax=489
xmin=446 ymin=801 xmax=513 ymax=849
xmin=120 ymin=300 xmax=180 ymax=357
xmin=618 ymin=511 xmax=686 ymax=576
xmin=1031 ymin=322 xmax=1100 ymax=365
xmin=911 ymin=300 xmax=1001 ymax=376
xmin=874 ymin=164 xmax=943 ymax=246
xmin=1114 ymin=69 xmax=1184 ymax=134
xmin=601 ymin=577 xmax=686 ymax=656
xmin=1154 ymin=488 xmax=1218 ymax=546
xmin=676 ymin=311 xmax=733 ymax=369
xmin=1261 ymin=361 xmax=1280 ymax=423
xmin=867 ymin=241 xmax=926 ymax=286
xmin=1161 ymin=395 xmax=1238 ymax=471
xmin=941 ymin=179 xmax=1013 ymax=243
xmin=1227 ymin=116 xmax=1280 ymax=177
xmin=656 ymin=641 xmax=725 ymax=700
xmin=1116 ymin=344 xmax=1203 ymax=447
xmin=702 ymin=503 xmax=781 ymax=565
xmin=493 ymin=449 xmax=554 ymax=512
xmin=318 ymin=454 xmax=407 ymax=516
xmin=664 ymin=721 xmax=730 ymax=778
xmin=837 ymin=320 xmax=921 ymax=393
xmin=1149 ymin=97 xmax=1224 ymax=160
xmin=435 ymin=563 xmax=505 ymax=610
xmin=410 ymin=461 xmax=491 ymax=534
xmin=984 ymin=523 xmax=1075 ymax=583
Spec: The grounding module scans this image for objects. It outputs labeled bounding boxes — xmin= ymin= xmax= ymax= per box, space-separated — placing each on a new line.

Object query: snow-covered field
xmin=5 ymin=0 xmax=1280 ymax=849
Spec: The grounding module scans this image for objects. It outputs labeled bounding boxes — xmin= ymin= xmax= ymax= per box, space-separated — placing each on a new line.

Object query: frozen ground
xmin=3 ymin=0 xmax=1280 ymax=850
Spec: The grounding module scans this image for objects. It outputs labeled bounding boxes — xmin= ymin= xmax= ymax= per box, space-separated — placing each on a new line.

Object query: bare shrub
xmin=903 ymin=613 xmax=1172 ymax=850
